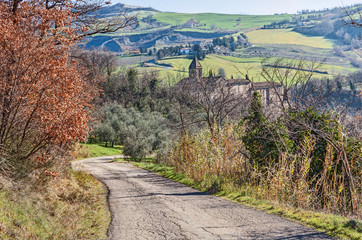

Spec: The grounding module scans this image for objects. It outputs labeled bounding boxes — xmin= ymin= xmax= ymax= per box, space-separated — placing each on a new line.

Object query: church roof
xmin=252 ymin=82 xmax=283 ymax=89
xmin=226 ymin=79 xmax=251 ymax=86
xmin=189 ymin=55 xmax=202 ymax=69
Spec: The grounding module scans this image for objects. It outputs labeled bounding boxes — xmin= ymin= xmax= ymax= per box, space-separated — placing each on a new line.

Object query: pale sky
xmin=114 ymin=0 xmax=361 ymax=15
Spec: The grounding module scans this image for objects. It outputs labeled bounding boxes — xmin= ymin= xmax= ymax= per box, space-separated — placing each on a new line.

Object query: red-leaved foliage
xmin=0 ymin=0 xmax=96 ymax=178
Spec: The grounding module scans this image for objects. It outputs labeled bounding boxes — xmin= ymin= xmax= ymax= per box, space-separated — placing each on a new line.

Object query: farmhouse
xmin=180 ymin=47 xmax=193 ymax=55
xmin=179 ymin=56 xmax=284 ymax=105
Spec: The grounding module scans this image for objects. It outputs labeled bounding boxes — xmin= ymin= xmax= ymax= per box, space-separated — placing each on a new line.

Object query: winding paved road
xmin=72 ymin=156 xmax=334 ymax=240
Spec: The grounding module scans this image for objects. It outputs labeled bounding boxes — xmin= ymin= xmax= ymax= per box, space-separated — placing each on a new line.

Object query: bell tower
xmin=189 ymin=55 xmax=202 ymax=79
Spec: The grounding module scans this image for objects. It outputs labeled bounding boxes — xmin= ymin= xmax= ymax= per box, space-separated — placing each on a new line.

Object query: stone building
xmin=179 ymin=56 xmax=284 ymax=105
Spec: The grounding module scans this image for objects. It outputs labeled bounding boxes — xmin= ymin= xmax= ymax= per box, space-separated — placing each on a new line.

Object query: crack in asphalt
xmin=72 ymin=156 xmax=335 ymax=240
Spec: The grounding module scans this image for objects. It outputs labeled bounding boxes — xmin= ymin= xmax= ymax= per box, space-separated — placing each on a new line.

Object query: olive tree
xmin=92 ymin=104 xmax=171 ymax=160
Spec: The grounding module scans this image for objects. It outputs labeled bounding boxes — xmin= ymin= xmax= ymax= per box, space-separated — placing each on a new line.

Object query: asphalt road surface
xmin=72 ymin=156 xmax=334 ymax=240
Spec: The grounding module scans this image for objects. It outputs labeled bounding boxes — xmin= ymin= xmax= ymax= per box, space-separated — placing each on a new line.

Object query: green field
xmin=157 ymin=55 xmax=261 ymax=80
xmin=153 ymin=12 xmax=292 ymax=30
xmin=153 ymin=54 xmax=358 ymax=81
xmin=76 ymin=143 xmax=123 ymax=159
xmin=246 ymin=29 xmax=335 ymax=49
xmin=103 ymin=12 xmax=293 ymax=35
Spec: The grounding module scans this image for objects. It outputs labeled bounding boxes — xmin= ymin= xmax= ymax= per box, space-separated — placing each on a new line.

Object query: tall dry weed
xmin=167 ymin=122 xmax=361 ymax=217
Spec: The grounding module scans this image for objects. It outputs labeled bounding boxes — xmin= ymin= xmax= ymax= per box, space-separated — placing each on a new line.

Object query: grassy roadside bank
xmin=125 ymin=160 xmax=361 ymax=240
xmin=0 ymin=171 xmax=110 ymax=239
xmin=0 ymin=143 xmax=118 ymax=240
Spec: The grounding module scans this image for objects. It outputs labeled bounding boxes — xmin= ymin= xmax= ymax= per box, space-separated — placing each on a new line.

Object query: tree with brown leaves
xmin=0 ymin=0 xmax=108 ymax=179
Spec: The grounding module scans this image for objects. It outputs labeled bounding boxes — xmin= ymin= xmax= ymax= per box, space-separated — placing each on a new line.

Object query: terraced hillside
xmin=86 ymin=3 xmax=361 ymax=80
xmin=84 ymin=4 xmax=292 ymax=51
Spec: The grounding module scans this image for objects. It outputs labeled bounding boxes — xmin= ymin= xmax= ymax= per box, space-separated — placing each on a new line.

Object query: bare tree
xmin=71 ymin=0 xmax=137 ymax=37
xmin=10 ymin=0 xmax=137 ymax=38
xmin=174 ymin=77 xmax=249 ymax=137
xmin=260 ymin=57 xmax=330 ymax=111
xmin=71 ymin=48 xmax=117 ymax=81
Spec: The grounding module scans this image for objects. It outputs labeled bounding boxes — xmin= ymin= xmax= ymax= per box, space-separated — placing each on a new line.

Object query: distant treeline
xmin=155 ymin=44 xmax=212 ymax=60
xmin=212 ymin=34 xmax=251 ymax=50
xmin=155 ymin=33 xmax=251 ymax=60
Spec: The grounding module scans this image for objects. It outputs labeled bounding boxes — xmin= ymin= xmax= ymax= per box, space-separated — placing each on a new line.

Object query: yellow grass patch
xmin=246 ymin=29 xmax=334 ymax=49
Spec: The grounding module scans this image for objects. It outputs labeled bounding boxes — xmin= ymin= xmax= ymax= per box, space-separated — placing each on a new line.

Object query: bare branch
xmin=343 ymin=4 xmax=362 ymax=28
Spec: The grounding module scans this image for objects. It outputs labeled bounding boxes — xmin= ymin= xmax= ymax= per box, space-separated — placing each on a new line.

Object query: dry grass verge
xmin=0 ymin=170 xmax=110 ymax=239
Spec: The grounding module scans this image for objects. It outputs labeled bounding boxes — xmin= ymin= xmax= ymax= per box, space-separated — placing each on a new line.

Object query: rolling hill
xmin=84 ymin=3 xmax=293 ymax=51
xmin=83 ymin=3 xmax=361 ymax=79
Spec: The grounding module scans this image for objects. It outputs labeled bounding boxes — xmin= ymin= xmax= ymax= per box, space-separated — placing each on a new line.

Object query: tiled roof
xmin=226 ymin=79 xmax=251 ymax=86
xmin=252 ymin=82 xmax=282 ymax=89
